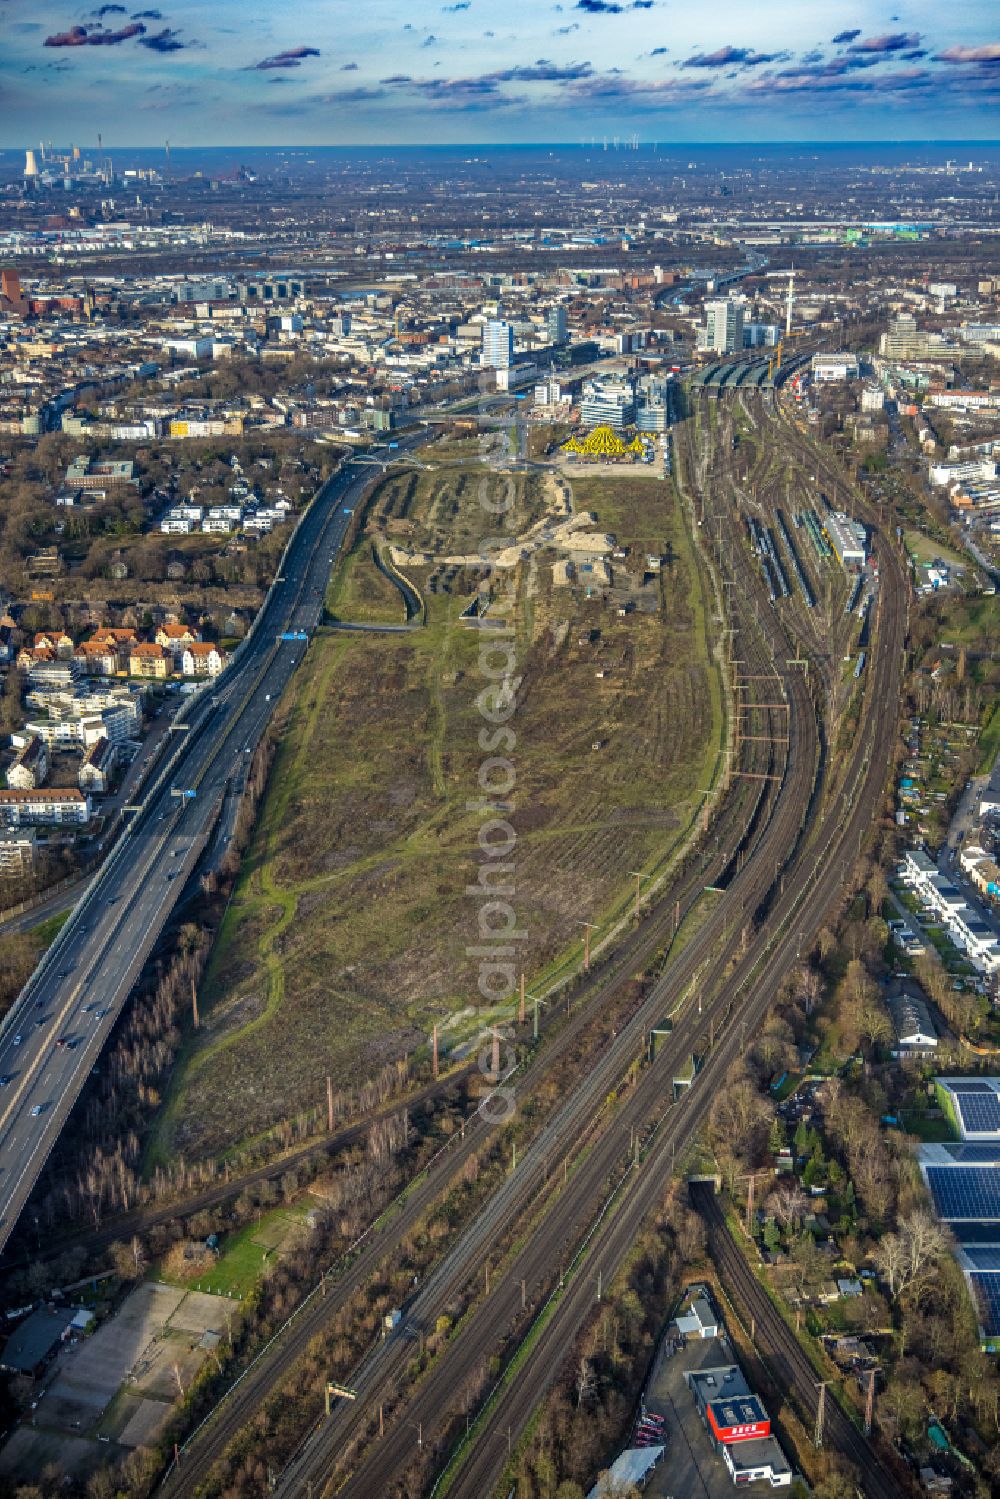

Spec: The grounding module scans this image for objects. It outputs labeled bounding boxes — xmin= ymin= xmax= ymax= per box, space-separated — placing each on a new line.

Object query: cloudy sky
xmin=1 ymin=0 xmax=998 ymax=146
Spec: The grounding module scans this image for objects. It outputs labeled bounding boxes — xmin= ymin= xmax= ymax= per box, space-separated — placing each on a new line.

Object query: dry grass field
xmin=325 ymin=538 xmax=406 ymax=624
xmin=152 ymin=455 xmax=724 ymax=1163
xmin=372 ymin=464 xmax=554 ymax=557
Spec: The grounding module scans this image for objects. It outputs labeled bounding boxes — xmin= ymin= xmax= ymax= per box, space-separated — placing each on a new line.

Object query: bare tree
xmin=768 ymin=1182 xmax=809 ymax=1230
xmin=874 ymin=1209 xmax=948 ymax=1303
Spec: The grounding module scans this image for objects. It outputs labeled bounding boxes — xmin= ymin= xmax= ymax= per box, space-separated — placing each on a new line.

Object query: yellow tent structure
xmin=562 ymin=426 xmax=645 ymax=460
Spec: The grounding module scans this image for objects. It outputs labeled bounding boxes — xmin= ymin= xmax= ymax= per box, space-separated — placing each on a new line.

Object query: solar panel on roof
xmin=964 ymin=1247 xmax=1000 ymax=1271
xmin=944 ymin=1144 xmax=1000 ymax=1164
xmin=970 ymin=1272 xmax=1000 ymax=1336
xmin=950 ymin=1081 xmax=994 ymax=1094
xmin=955 ymin=1095 xmax=1000 ymax=1135
xmin=926 ymin=1166 xmax=1000 ymax=1221
xmin=952 ymin=1222 xmax=1000 ymax=1245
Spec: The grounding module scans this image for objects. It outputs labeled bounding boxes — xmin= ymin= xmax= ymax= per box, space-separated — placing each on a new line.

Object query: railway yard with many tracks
xmin=152 ymin=385 xmax=912 ymax=1499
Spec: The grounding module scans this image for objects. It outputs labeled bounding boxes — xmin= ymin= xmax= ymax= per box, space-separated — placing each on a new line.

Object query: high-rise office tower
xmin=547 ymin=304 xmax=568 ymax=346
xmin=482 ymin=320 xmax=514 ymax=369
xmin=701 ymin=298 xmax=745 ymax=355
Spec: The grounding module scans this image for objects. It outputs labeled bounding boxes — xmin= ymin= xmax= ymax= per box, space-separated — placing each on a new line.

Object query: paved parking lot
xmin=644 ymin=1332 xmax=744 ymax=1499
xmin=43 ymin=1282 xmax=186 ymax=1429
xmin=0 ymin=1280 xmax=231 ymax=1482
xmin=642 ymin=1321 xmax=789 ymax=1498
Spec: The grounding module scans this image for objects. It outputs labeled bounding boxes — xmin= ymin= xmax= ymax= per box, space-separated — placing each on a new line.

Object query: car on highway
xmin=30 ymin=1105 xmax=43 ymax=1117
xmin=81 ymin=1003 xmax=94 ymax=1013
xmin=34 ymin=1016 xmax=47 ymax=1028
xmin=95 ymin=1008 xmax=110 ymax=1019
xmin=56 ymin=1038 xmax=68 ymax=1049
xmin=0 ymin=1076 xmax=10 ymax=1088
xmin=12 ymin=1035 xmax=22 ymax=1047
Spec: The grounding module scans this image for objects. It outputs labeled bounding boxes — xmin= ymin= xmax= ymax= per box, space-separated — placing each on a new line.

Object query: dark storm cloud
xmin=251 ymin=46 xmax=321 ymax=70
xmin=45 ymin=21 xmax=146 ymax=45
xmin=132 ymin=9 xmax=163 ymax=17
xmin=831 ymin=29 xmax=861 ymax=44
xmin=848 ymin=33 xmax=920 ymax=54
xmin=442 ymin=2 xmax=471 ymax=9
xmin=341 ymin=61 xmax=359 ymax=70
xmin=93 ymin=5 xmax=128 ymax=16
xmin=683 ymin=46 xmax=787 ymax=68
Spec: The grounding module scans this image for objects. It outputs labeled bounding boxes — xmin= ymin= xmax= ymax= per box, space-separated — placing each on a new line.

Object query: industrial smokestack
xmin=24 ymin=150 xmax=39 ymax=178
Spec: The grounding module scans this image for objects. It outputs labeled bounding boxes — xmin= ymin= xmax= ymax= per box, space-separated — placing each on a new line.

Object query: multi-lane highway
xmin=0 ymin=440 xmax=417 ymax=1255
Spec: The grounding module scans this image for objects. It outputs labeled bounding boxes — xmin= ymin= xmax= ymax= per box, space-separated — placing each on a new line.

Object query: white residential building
xmin=899 ymin=848 xmax=1000 ymax=974
xmin=0 ymin=788 xmax=90 ymax=827
xmin=181 ymin=643 xmax=224 ymax=678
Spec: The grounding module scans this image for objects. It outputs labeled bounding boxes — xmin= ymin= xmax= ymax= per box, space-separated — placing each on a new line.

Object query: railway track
xmin=314 ymin=399 xmax=907 ymax=1499
xmin=9 ymin=446 xmax=765 ymax=1280
xmin=273 ymin=447 xmax=827 ymax=1497
xmin=158 ymin=517 xmax=786 ymax=1495
xmin=692 ymin=1182 xmax=908 ymax=1499
xmin=12 ymin=740 xmax=767 ymax=1279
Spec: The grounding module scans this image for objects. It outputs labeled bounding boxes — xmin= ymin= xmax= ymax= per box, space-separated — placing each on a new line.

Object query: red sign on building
xmin=706 ymin=1399 xmax=771 ymax=1445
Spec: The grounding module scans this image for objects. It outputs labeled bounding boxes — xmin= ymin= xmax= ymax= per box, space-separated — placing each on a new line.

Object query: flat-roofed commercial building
xmin=580 ymin=377 xmax=635 ymax=430
xmin=482 ymin=320 xmax=514 ymax=370
xmin=824 ymin=510 xmax=867 ymax=570
xmin=685 ymin=1364 xmax=791 ymax=1487
xmin=812 ymin=351 xmax=859 ymax=382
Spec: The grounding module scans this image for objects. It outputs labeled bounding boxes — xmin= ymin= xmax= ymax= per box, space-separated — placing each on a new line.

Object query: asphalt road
xmin=0 ymin=439 xmax=421 ymax=1256
xmin=0 ymin=706 xmax=177 ymax=940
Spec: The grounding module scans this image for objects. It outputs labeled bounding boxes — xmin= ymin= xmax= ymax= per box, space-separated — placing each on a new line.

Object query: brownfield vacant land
xmin=151 ymin=458 xmax=724 ymax=1163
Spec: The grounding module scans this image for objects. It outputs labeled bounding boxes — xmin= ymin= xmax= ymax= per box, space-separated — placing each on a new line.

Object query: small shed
xmin=674 ymin=1293 xmax=719 ymax=1339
